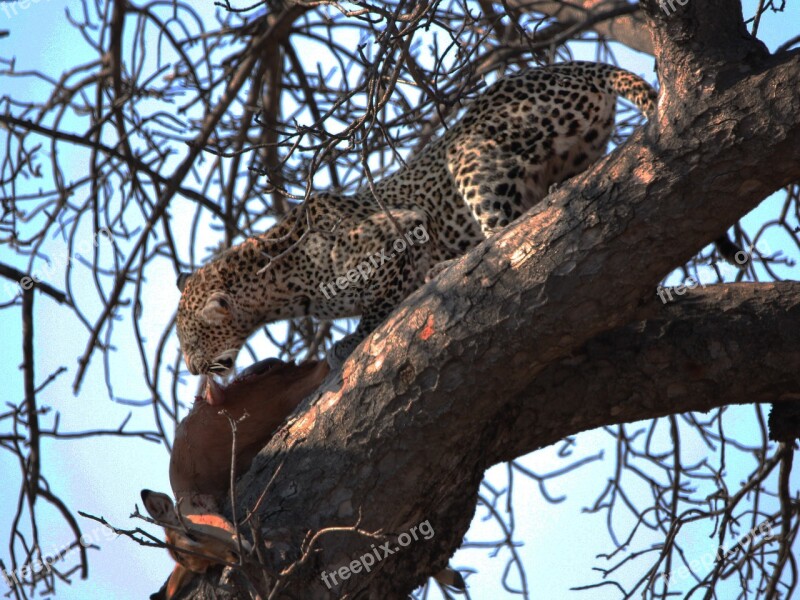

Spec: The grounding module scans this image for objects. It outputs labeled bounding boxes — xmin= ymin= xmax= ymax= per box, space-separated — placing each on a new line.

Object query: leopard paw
xmin=327 ymin=334 xmax=363 ymax=369
xmin=425 ymin=259 xmax=457 ymax=282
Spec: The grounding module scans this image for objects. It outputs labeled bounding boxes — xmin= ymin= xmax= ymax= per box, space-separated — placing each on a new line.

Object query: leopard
xmin=176 ymin=61 xmax=660 ymax=376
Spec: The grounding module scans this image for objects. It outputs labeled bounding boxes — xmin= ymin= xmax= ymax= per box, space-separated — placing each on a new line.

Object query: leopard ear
xmin=201 ymin=292 xmax=232 ymax=324
xmin=177 ymin=272 xmax=192 ymax=292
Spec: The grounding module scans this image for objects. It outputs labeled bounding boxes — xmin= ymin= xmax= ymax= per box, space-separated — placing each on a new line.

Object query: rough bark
xmin=179 ymin=1 xmax=800 ymax=598
xmin=514 ymin=0 xmax=655 ymax=55
xmin=491 ymin=283 xmax=800 ymax=461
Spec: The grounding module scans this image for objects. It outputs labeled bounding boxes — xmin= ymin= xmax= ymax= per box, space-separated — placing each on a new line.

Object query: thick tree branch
xmin=492 ymin=282 xmax=800 ymax=461
xmin=512 ymin=0 xmax=655 ymax=55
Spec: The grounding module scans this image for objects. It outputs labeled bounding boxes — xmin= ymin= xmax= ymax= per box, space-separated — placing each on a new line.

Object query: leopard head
xmin=176 ymin=269 xmax=255 ymax=376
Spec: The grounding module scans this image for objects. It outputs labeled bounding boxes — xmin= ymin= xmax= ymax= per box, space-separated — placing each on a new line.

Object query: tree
xmin=1 ymin=1 xmax=798 ymax=599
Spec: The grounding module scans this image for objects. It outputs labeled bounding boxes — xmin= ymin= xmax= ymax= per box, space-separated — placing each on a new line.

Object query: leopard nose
xmin=184 ymin=353 xmax=200 ymax=375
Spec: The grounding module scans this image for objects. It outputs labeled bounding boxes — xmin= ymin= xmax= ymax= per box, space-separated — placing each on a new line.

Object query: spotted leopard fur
xmin=177 ymin=61 xmax=657 ymax=375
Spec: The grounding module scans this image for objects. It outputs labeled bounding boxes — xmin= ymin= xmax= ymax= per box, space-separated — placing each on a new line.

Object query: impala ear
xmin=141 ymin=489 xmax=177 ymax=525
xmin=176 ymin=272 xmax=192 ymax=292
xmin=200 ymin=292 xmax=233 ymax=324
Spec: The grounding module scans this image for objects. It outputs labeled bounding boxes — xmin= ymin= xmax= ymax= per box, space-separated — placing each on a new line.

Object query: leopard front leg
xmin=328 ymin=309 xmax=390 ymax=369
xmin=326 ymin=209 xmax=434 ymax=369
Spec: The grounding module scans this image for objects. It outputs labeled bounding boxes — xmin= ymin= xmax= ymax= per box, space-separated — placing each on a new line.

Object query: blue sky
xmin=0 ymin=1 xmax=797 ymax=599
